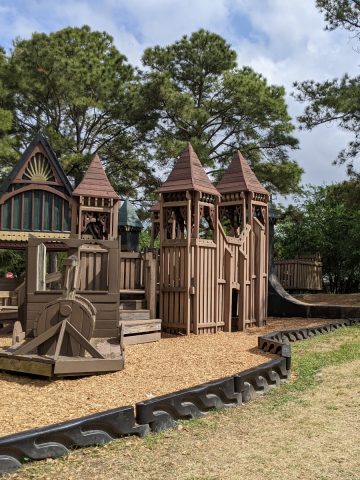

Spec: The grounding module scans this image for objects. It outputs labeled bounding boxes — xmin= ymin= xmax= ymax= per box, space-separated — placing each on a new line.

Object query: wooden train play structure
xmin=0 ymin=135 xmax=269 ymax=377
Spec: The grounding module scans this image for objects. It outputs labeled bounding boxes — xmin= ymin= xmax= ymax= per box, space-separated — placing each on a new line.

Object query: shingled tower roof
xmin=157 ymin=144 xmax=220 ymax=196
xmin=217 ymin=151 xmax=269 ymax=196
xmin=118 ymin=199 xmax=143 ymax=229
xmin=72 ymin=154 xmax=119 ymax=199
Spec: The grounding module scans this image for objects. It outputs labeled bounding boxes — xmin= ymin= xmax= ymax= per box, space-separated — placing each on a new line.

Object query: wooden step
xmin=121 ymin=318 xmax=161 ymax=346
xmin=119 ymin=300 xmax=146 ymax=310
xmin=119 ymin=309 xmax=150 ymax=321
xmin=120 ymin=289 xmax=145 ymax=296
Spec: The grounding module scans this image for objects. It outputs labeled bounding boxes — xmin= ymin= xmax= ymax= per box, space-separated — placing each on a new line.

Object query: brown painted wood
xmin=123 ymin=332 xmax=161 ymax=346
xmin=0 ymin=356 xmax=53 ymax=376
xmin=53 ymin=357 xmax=123 ymax=375
xmin=11 ymin=321 xmax=62 ymax=355
xmin=224 ymin=248 xmax=233 ymax=332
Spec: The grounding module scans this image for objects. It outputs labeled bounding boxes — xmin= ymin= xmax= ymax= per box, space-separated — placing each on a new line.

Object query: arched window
xmin=1 ymin=191 xmax=71 ymax=232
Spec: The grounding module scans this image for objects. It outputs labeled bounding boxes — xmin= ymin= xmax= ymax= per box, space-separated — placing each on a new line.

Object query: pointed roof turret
xmin=217 ymin=151 xmax=269 ymax=196
xmin=72 ymin=154 xmax=119 ymax=199
xmin=118 ymin=199 xmax=143 ymax=230
xmin=157 ymin=144 xmax=219 ymax=196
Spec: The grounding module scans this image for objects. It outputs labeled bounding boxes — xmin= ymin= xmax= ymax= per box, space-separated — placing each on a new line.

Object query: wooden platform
xmin=0 ymin=307 xmax=18 ymax=324
xmin=119 ymin=289 xmax=161 ymax=345
xmin=121 ymin=318 xmax=161 ymax=346
xmin=0 ymin=336 xmax=124 ymax=377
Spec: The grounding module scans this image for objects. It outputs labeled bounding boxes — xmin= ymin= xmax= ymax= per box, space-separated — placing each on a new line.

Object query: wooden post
xmin=37 ymin=243 xmax=47 ymax=292
xmin=186 ymin=191 xmax=192 ymax=334
xmin=112 ymin=200 xmax=119 ymax=240
xmin=144 ymin=251 xmax=156 ymax=319
xmin=224 ymin=248 xmax=233 ymax=332
xmin=159 ymin=194 xmax=164 ymax=325
xmin=213 ymin=196 xmax=219 ymax=333
xmin=254 ymin=220 xmax=264 ymax=326
xmin=193 ymin=191 xmax=200 ymax=335
xmin=238 ymin=249 xmax=247 ymax=331
xmin=70 ymin=199 xmax=78 ymax=237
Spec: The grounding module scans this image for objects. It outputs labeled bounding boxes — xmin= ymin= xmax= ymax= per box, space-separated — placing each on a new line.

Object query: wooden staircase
xmin=119 ymin=290 xmax=161 ymax=345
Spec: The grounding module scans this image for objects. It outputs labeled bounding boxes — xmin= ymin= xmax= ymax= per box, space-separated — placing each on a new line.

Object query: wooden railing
xmin=0 ymin=251 xmax=158 ymax=319
xmin=274 ymin=259 xmax=322 ymax=290
xmin=0 ymin=278 xmax=22 ymax=306
xmin=119 ymin=252 xmax=144 ymax=290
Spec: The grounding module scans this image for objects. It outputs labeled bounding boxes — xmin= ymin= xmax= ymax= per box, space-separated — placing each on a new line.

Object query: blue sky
xmin=0 ymin=0 xmax=359 ymax=199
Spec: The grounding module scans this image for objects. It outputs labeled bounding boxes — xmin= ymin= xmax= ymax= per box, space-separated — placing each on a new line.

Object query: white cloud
xmin=0 ymin=0 xmax=358 ymax=191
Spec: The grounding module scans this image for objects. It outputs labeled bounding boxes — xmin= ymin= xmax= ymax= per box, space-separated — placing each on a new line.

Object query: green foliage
xmin=4 ymin=26 xmax=158 ymax=197
xmin=142 ymin=29 xmax=301 ymax=195
xmin=294 ymin=74 xmax=360 ymax=174
xmin=294 ymin=1 xmax=360 ymax=174
xmin=0 ymin=48 xmax=19 ymax=177
xmin=0 ymin=249 xmax=25 ymax=277
xmin=138 ymin=229 xmax=151 ymax=251
xmin=138 ymin=229 xmax=159 ymax=251
xmin=275 ymin=182 xmax=360 ymax=292
xmin=316 ymin=0 xmax=360 ymax=34
xmin=0 ymin=26 xmax=302 ymax=202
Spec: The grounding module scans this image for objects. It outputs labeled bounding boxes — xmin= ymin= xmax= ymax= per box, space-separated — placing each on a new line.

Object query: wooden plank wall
xmin=226 ymin=225 xmax=255 ymax=330
xmin=23 ymin=292 xmax=120 ymax=338
xmin=79 ymin=250 xmax=108 ymax=291
xmin=22 ymin=241 xmax=120 ymax=339
xmin=119 ymin=252 xmax=144 ymax=290
xmin=217 ymin=227 xmax=226 ymax=331
xmin=159 ymin=212 xmax=268 ymax=335
xmin=160 ymin=244 xmax=188 ymax=333
xmin=192 ymin=240 xmax=219 ymax=334
xmin=274 ymin=259 xmax=322 ymax=290
xmin=253 ymin=219 xmax=267 ymax=325
xmin=79 ymin=250 xmax=145 ymax=292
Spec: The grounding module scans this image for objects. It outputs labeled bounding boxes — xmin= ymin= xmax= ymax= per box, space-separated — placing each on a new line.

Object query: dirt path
xmin=7 ymin=327 xmax=360 ymax=480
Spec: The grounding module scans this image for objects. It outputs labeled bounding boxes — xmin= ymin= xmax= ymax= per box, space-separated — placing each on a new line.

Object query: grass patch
xmin=263 ymin=325 xmax=360 ymax=409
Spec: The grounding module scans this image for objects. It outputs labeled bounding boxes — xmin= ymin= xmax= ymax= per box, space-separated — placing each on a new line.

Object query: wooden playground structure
xmin=0 ymin=135 xmax=270 ymax=376
xmin=153 ymin=145 xmax=269 ymax=334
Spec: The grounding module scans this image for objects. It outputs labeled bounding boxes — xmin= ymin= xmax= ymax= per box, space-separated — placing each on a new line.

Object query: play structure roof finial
xmin=72 ymin=154 xmax=119 ymax=199
xmin=217 ymin=151 xmax=269 ymax=196
xmin=157 ymin=143 xmax=220 ymax=196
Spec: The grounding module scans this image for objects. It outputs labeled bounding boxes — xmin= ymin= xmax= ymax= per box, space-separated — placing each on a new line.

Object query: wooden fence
xmin=274 ymin=258 xmax=322 ymax=290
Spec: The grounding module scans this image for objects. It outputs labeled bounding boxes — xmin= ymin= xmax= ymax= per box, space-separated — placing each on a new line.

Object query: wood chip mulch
xmin=0 ymin=317 xmax=336 ymax=437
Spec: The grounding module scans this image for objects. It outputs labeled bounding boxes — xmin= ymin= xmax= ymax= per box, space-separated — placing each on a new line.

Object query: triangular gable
xmin=72 ymin=154 xmax=119 ymax=199
xmin=217 ymin=151 xmax=269 ymax=196
xmin=0 ymin=133 xmax=73 ymax=196
xmin=157 ymin=144 xmax=220 ymax=196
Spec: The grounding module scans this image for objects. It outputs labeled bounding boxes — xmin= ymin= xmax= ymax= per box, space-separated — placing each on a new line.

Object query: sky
xmin=0 ymin=0 xmax=359 ymax=201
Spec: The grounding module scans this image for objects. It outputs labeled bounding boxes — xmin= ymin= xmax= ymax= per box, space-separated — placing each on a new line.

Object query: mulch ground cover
xmin=0 ymin=316 xmax=335 ymax=436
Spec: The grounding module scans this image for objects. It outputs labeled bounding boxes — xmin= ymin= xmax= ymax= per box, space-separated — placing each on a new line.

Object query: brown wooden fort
xmin=0 ymin=135 xmax=269 ymax=376
xmin=154 ymin=145 xmax=269 ymax=334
